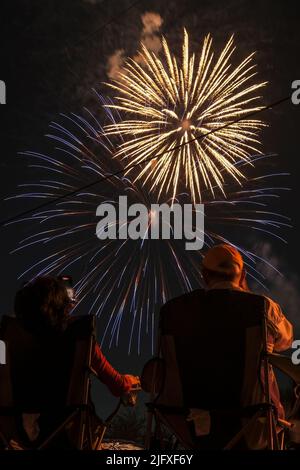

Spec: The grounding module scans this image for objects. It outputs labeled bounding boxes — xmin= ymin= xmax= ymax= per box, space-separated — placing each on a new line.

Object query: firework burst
xmin=104 ymin=30 xmax=267 ymax=204
xmin=7 ymin=98 xmax=290 ymax=354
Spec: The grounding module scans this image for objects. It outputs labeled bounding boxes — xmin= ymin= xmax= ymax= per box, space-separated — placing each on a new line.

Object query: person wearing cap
xmin=201 ymin=244 xmax=293 ymax=427
xmin=202 ymin=243 xmax=293 ymax=358
xmin=159 ymin=243 xmax=293 ymax=448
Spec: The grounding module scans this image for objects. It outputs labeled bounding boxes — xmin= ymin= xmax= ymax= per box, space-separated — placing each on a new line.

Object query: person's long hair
xmin=14 ymin=276 xmax=71 ymax=335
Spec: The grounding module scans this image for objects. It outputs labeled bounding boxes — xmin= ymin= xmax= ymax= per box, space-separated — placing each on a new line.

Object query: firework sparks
xmin=7 ymin=99 xmax=289 ymax=354
xmin=104 ymin=30 xmax=267 ymax=203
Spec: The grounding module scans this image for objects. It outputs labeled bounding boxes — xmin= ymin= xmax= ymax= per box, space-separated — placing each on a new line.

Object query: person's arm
xmin=265 ymin=297 xmax=293 ymax=352
xmin=91 ymin=342 xmax=133 ymax=397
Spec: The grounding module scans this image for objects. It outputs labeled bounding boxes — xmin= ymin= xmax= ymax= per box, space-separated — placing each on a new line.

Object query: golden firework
xmin=104 ymin=30 xmax=267 ymax=203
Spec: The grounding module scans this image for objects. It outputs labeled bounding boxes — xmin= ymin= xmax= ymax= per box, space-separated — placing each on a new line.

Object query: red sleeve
xmin=91 ymin=343 xmax=131 ymax=397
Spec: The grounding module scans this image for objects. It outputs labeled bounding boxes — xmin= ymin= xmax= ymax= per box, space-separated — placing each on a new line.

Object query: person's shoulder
xmin=259 ymin=294 xmax=275 ymax=305
xmin=259 ymin=294 xmax=284 ymax=322
xmin=252 ymin=293 xmax=281 ymax=311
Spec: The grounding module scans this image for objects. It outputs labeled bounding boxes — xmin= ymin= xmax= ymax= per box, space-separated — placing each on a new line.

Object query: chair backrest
xmin=156 ymin=288 xmax=266 ymax=410
xmin=0 ymin=314 xmax=95 ymax=413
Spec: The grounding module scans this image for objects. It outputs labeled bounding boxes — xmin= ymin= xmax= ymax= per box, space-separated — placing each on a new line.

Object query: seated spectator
xmin=13 ymin=275 xmax=139 ymax=445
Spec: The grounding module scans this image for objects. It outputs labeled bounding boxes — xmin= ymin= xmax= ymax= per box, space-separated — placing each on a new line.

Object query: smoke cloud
xmin=251 ymin=242 xmax=300 ymax=334
xmin=106 ymin=49 xmax=125 ymax=80
xmin=140 ymin=12 xmax=163 ymax=53
xmin=106 ymin=11 xmax=163 ymax=78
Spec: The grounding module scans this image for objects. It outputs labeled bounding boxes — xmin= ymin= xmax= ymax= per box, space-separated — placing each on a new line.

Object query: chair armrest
xmin=278 ymin=418 xmax=294 ymax=429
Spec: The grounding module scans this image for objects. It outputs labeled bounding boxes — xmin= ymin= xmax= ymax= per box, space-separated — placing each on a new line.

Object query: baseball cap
xmin=202 ymin=244 xmax=244 ymax=276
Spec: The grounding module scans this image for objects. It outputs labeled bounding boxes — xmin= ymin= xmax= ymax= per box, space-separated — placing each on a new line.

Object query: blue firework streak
xmin=7 ymin=95 xmax=291 ymax=354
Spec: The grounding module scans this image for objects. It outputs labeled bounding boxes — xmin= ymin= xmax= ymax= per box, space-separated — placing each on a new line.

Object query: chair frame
xmin=144 ymin=313 xmax=287 ymax=450
xmin=0 ymin=315 xmax=98 ymax=450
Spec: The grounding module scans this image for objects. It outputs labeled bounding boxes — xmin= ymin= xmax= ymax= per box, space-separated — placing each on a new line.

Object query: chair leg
xmin=156 ymin=417 xmax=164 ymax=449
xmin=0 ymin=430 xmax=11 ymax=450
xmin=86 ymin=411 xmax=94 ymax=450
xmin=224 ymin=406 xmax=281 ymax=450
xmin=278 ymin=430 xmax=285 ymax=450
xmin=266 ymin=407 xmax=274 ymax=449
xmin=224 ymin=411 xmax=261 ymax=450
xmin=92 ymin=424 xmax=107 ymax=450
xmin=271 ymin=413 xmax=280 ymax=450
xmin=145 ymin=409 xmax=154 ymax=450
xmin=78 ymin=409 xmax=87 ymax=450
xmin=145 ymin=412 xmax=165 ymax=450
xmin=38 ymin=409 xmax=79 ymax=450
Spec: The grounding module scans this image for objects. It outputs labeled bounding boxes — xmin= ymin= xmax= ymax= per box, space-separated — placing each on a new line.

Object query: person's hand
xmin=121 ymin=375 xmax=141 ymax=407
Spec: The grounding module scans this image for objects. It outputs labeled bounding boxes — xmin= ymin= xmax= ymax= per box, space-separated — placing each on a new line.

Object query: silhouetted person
xmin=201 ymin=244 xmax=293 ymax=422
xmin=159 ymin=244 xmax=293 ymax=448
xmin=13 ymin=276 xmax=139 ymax=445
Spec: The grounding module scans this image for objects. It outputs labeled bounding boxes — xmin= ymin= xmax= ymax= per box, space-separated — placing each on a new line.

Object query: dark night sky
xmin=0 ymin=0 xmax=300 ymax=416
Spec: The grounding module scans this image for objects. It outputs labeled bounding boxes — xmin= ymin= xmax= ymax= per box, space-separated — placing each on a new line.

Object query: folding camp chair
xmin=268 ymin=353 xmax=300 ymax=448
xmin=0 ymin=314 xmax=99 ymax=449
xmin=142 ymin=289 xmax=291 ymax=450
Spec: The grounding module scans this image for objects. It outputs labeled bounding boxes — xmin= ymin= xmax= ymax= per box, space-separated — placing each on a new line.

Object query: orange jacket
xmin=91 ymin=343 xmax=133 ymax=397
xmin=209 ymin=281 xmax=294 ymax=418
